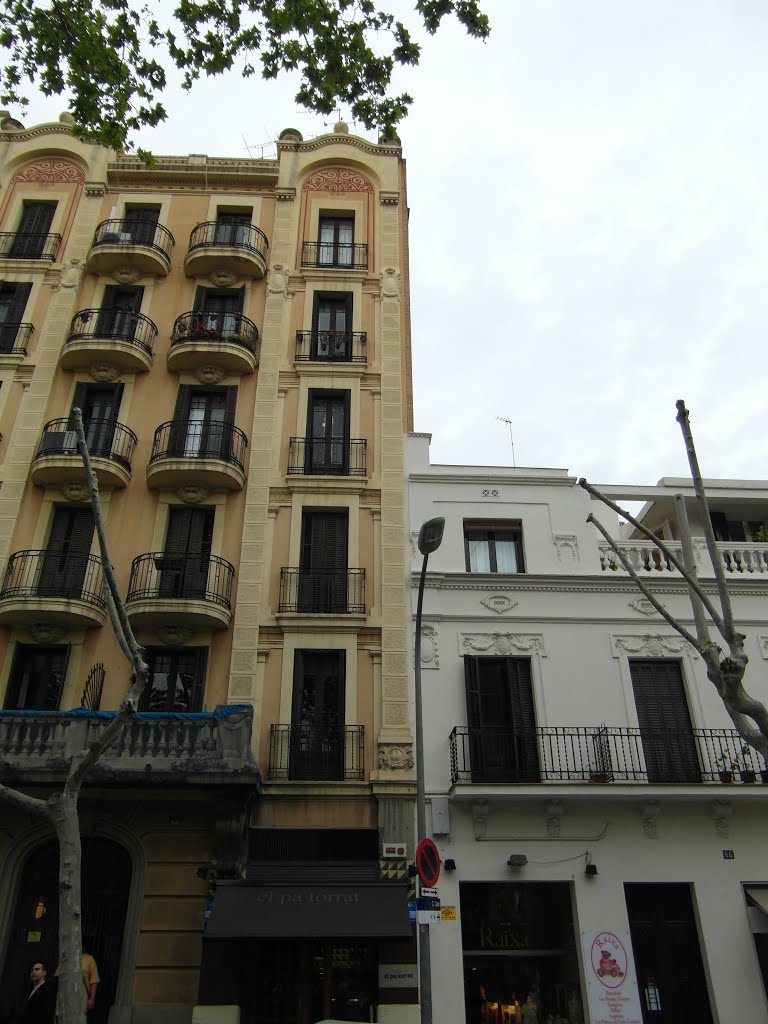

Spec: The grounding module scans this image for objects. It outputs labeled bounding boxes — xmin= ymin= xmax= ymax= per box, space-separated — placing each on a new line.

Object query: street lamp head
xmin=418 ymin=517 xmax=445 ymax=556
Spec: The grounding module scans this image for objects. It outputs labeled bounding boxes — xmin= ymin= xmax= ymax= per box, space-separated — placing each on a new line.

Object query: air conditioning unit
xmin=382 ymin=843 xmax=407 ymax=859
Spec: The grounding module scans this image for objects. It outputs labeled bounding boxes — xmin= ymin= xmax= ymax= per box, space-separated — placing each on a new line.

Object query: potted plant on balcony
xmin=738 ymin=744 xmax=756 ymax=783
xmin=715 ymin=752 xmax=734 ymax=783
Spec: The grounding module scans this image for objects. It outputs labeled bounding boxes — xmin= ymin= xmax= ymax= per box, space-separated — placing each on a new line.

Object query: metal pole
xmin=414 ymin=550 xmax=432 ymax=1024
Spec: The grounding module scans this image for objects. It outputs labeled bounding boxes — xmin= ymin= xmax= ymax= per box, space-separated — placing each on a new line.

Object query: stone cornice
xmin=412 ymin=571 xmax=768 ymax=598
xmin=277 ymin=133 xmax=401 ymax=158
xmin=409 ymin=471 xmax=575 ymax=487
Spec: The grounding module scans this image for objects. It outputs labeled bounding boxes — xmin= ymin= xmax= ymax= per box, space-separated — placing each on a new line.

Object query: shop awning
xmin=745 ymin=887 xmax=768 ymax=915
xmin=205 ymin=880 xmax=412 ymax=939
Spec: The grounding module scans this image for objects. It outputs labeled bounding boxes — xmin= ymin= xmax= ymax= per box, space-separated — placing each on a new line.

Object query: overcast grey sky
xmin=16 ymin=0 xmax=768 ymax=485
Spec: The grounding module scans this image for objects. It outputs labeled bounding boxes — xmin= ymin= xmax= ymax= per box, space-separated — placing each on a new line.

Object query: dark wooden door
xmin=193 ymin=286 xmax=244 ymax=336
xmin=3 ymin=644 xmax=70 ymax=710
xmin=290 ymin=650 xmax=345 ymax=780
xmin=630 ymin=660 xmax=701 ymax=783
xmin=72 ymin=383 xmax=123 ymax=456
xmin=464 ymin=656 xmax=539 ymax=782
xmin=123 ymin=205 xmax=159 ymax=245
xmin=96 ymin=285 xmax=144 ymax=339
xmin=40 ymin=507 xmax=95 ymax=599
xmin=172 ymin=386 xmax=235 ymax=459
xmin=0 ymin=282 xmax=32 ymax=351
xmin=298 ymin=510 xmax=348 ymax=612
xmin=312 ymin=294 xmax=352 ymax=359
xmin=318 ymin=216 xmax=354 ymax=266
xmin=159 ymin=507 xmax=214 ymax=600
xmin=10 ymin=201 xmax=55 ymax=257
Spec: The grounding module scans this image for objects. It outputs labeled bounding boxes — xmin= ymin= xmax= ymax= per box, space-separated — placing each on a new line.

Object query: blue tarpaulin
xmin=0 ymin=704 xmax=252 ymax=722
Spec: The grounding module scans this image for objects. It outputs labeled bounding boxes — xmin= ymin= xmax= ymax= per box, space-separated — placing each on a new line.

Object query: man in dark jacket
xmin=16 ymin=963 xmax=56 ymax=1024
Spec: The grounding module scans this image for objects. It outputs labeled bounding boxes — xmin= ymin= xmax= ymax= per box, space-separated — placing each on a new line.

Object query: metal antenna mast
xmin=496 ymin=416 xmax=517 ymax=467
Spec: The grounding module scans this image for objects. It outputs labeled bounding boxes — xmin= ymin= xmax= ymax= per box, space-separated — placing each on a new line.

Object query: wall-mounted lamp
xmin=507 ymin=854 xmax=528 ymax=868
xmin=585 ymin=852 xmax=598 ymax=877
xmin=444 ymin=858 xmax=457 ymax=872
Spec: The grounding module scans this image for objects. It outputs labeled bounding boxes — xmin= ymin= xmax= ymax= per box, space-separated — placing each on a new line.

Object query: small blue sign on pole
xmin=408 ymin=900 xmax=417 ymax=923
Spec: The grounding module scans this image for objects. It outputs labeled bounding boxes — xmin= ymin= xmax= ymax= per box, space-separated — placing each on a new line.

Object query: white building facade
xmin=407 ymin=432 xmax=768 ymax=1024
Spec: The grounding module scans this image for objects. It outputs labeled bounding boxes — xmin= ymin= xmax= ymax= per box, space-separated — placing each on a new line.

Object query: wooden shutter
xmin=463 ymin=656 xmax=539 ymax=782
xmin=4 ymin=644 xmax=70 ymax=710
xmin=100 ymin=285 xmax=143 ymax=311
xmin=42 ymin=508 xmax=95 ymax=599
xmin=3 ymin=282 xmax=32 ymax=322
xmin=18 ymin=202 xmax=55 ymax=235
xmin=630 ymin=659 xmax=701 ymax=782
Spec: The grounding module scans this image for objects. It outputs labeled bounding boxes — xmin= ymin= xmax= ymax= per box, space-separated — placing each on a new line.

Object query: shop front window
xmin=460 ymin=882 xmax=583 ymax=1024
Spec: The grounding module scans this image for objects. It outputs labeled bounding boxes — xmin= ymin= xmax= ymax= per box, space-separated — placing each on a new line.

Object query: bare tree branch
xmin=586 ymin=513 xmax=702 ymax=650
xmin=675 ymin=494 xmax=712 ymax=650
xmin=579 ymin=477 xmax=727 ymax=636
xmin=0 ymin=782 xmax=51 ymax=818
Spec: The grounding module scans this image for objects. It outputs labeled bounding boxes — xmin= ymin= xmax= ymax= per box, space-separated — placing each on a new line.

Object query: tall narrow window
xmin=171 ymin=385 xmax=236 ymax=458
xmin=215 ymin=210 xmax=251 ymax=246
xmin=318 ymin=216 xmax=354 ymax=267
xmin=290 ymin=650 xmax=346 ymax=780
xmin=10 ymin=201 xmax=56 ymax=258
xmin=464 ymin=656 xmax=539 ymax=782
xmin=0 ymin=282 xmax=32 ymax=352
xmin=629 ymin=659 xmax=701 ymax=783
xmin=4 ymin=644 xmax=70 ymax=710
xmin=193 ymin=285 xmax=244 ymax=337
xmin=306 ymin=390 xmax=350 ymax=474
xmin=158 ymin=506 xmax=214 ymax=601
xmin=464 ymin=520 xmax=524 ymax=573
xmin=96 ymin=285 xmax=144 ymax=340
xmin=299 ymin=509 xmax=349 ymax=613
xmin=312 ymin=293 xmax=353 ymax=360
xmin=71 ymin=382 xmax=123 ymax=456
xmin=123 ymin=204 xmax=160 ymax=245
xmin=40 ymin=507 xmax=95 ymax=599
xmin=139 ymin=647 xmax=208 ymax=712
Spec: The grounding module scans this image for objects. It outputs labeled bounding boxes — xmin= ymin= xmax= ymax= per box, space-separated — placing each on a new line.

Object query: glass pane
xmin=467 ymin=536 xmax=491 ymax=572
xmin=495 ymin=537 xmax=519 ymax=573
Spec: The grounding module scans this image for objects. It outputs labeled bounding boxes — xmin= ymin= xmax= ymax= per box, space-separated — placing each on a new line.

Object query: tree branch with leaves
xmin=0 ymin=0 xmax=490 ymax=159
xmin=0 ymin=408 xmax=148 ymax=1023
xmin=579 ymin=399 xmax=768 ymax=762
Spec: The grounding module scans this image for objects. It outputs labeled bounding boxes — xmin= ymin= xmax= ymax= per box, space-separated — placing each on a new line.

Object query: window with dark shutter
xmin=40 ymin=508 xmax=95 ymax=599
xmin=123 ymin=205 xmax=160 ymax=245
xmin=192 ymin=286 xmax=244 ymax=336
xmin=10 ymin=202 xmax=56 ymax=257
xmin=97 ymin=285 xmax=144 ymax=340
xmin=464 ymin=655 xmax=539 ymax=782
xmin=70 ymin=383 xmax=123 ymax=456
xmin=306 ymin=390 xmax=350 ymax=473
xmin=299 ymin=509 xmax=349 ymax=612
xmin=629 ymin=659 xmax=701 ymax=783
xmin=158 ymin=507 xmax=214 ymax=600
xmin=0 ymin=282 xmax=32 ymax=351
xmin=139 ymin=647 xmax=208 ymax=712
xmin=290 ymin=649 xmax=346 ymax=779
xmin=171 ymin=385 xmax=236 ymax=459
xmin=311 ymin=293 xmax=353 ymax=360
xmin=4 ymin=644 xmax=70 ymax=710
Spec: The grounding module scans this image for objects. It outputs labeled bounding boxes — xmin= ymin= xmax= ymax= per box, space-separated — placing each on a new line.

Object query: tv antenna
xmin=496 ymin=416 xmax=517 ymax=467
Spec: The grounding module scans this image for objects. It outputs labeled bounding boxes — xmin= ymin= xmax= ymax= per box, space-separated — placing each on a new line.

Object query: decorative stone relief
xmin=56 ymin=258 xmax=84 ymax=291
xmin=420 ymin=625 xmax=439 ymax=670
xmin=303 ymin=168 xmax=373 ymax=193
xmin=158 ymin=626 xmax=192 ymax=645
xmin=629 ymin=597 xmax=658 ymax=617
xmin=62 ymin=483 xmax=90 ymax=503
xmin=228 ymin=677 xmax=254 ymax=698
xmin=711 ymin=799 xmax=732 ymax=839
xmin=12 ymin=159 xmax=84 ymax=184
xmin=195 ymin=365 xmax=225 ymax=384
xmin=30 ymin=622 xmax=65 ymax=643
xmin=480 ymin=594 xmax=518 ymax=615
xmin=758 ymin=636 xmax=768 ymax=659
xmin=473 ymin=801 xmax=489 ymax=839
xmin=611 ymin=634 xmax=694 ymax=659
xmin=89 ymin=362 xmax=120 ymax=383
xmin=209 ymin=271 xmax=238 ymax=289
xmin=460 ymin=633 xmax=545 ymax=657
xmin=380 ymin=267 xmax=400 ymax=299
xmin=545 ymin=799 xmax=563 ymax=837
xmin=554 ymin=534 xmax=579 ymax=565
xmin=378 ymin=743 xmax=414 ymax=772
xmin=177 ymin=485 xmax=211 ymax=504
xmin=641 ymin=800 xmax=660 ymax=839
xmin=112 ymin=267 xmax=142 ymax=285
xmin=379 ymin=191 xmax=399 ymax=206
xmin=267 ymin=263 xmax=288 ymax=297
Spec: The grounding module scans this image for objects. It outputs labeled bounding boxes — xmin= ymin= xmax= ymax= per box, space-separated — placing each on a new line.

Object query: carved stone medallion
xmin=378 ymin=743 xmax=414 ymax=772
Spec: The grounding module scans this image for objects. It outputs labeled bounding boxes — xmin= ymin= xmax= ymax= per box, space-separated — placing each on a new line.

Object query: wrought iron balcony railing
xmin=171 ymin=310 xmax=259 ymax=352
xmin=0 ymin=550 xmax=105 ymax=607
xmin=449 ymin=725 xmax=768 ymax=785
xmin=268 ymin=723 xmax=365 ymax=781
xmin=294 ymin=330 xmax=367 ymax=364
xmin=0 ymin=232 xmax=61 ymax=260
xmin=67 ymin=308 xmax=158 ymax=355
xmin=0 ymin=322 xmax=33 ymax=356
xmin=127 ymin=551 xmax=235 ymax=608
xmin=278 ymin=568 xmax=365 ymax=614
xmin=0 ymin=705 xmax=256 ymax=779
xmin=300 ymin=241 xmax=368 ymax=270
xmin=150 ymin=420 xmax=247 ymax=470
xmin=287 ymin=437 xmax=367 ymax=476
xmin=36 ymin=418 xmax=137 ymax=468
xmin=91 ymin=218 xmax=175 ymax=258
xmin=188 ymin=221 xmax=268 ymax=259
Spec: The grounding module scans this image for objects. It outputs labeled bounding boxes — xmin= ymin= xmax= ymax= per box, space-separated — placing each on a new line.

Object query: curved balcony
xmin=168 ymin=311 xmax=259 ymax=375
xmin=86 ymin=218 xmax=175 ymax=276
xmin=61 ymin=308 xmax=157 ymax=372
xmin=294 ymin=330 xmax=367 ymax=364
xmin=0 ymin=549 xmax=106 ymax=629
xmin=184 ymin=221 xmax=268 ymax=279
xmin=125 ymin=552 xmax=234 ymax=631
xmin=31 ymin=418 xmax=137 ymax=489
xmin=146 ymin=420 xmax=247 ymax=491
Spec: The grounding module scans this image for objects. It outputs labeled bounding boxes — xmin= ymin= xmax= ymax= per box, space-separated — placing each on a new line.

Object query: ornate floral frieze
xmin=303 ymin=168 xmax=373 ymax=193
xmin=629 ymin=597 xmax=658 ymax=617
xmin=378 ymin=743 xmax=414 ymax=772
xmin=12 ymin=159 xmax=84 ymax=184
xmin=460 ymin=632 xmax=546 ymax=657
xmin=610 ymin=634 xmax=694 ymax=659
xmin=479 ymin=594 xmax=518 ymax=615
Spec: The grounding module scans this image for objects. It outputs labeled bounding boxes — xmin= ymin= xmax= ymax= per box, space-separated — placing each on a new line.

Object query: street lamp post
xmin=414 ymin=516 xmax=445 ymax=1024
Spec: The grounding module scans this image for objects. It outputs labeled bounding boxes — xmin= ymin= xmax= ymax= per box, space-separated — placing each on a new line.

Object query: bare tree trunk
xmin=51 ymin=792 xmax=85 ymax=1024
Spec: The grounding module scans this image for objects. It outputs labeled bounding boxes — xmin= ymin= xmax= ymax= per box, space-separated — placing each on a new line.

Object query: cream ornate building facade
xmin=0 ymin=112 xmax=416 ymax=1024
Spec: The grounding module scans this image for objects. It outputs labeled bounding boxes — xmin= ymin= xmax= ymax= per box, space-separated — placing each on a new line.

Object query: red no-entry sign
xmin=415 ymin=838 xmax=441 ymax=888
